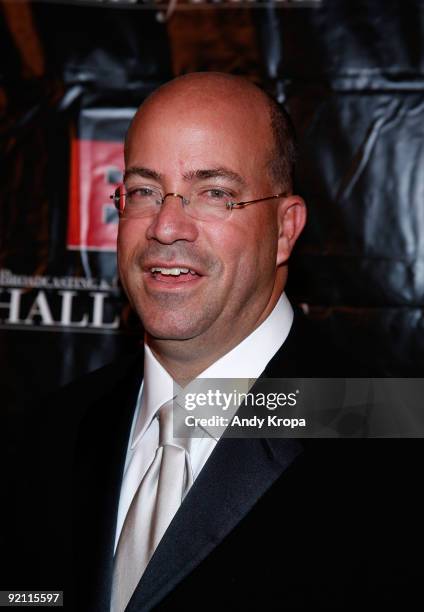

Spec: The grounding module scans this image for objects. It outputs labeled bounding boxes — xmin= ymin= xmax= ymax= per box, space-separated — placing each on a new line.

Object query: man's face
xmin=118 ymin=91 xmax=283 ymax=348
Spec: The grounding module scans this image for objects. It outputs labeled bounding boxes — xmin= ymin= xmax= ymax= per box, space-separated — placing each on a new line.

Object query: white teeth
xmin=151 ymin=267 xmax=190 ymax=276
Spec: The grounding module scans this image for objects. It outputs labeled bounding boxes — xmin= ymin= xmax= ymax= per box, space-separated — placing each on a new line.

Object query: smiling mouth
xmin=151 ymin=267 xmax=198 ymax=276
xmin=147 ymin=266 xmax=202 ymax=284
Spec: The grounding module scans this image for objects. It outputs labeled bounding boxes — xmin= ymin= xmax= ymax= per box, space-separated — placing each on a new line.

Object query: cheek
xmin=206 ymin=224 xmax=244 ymax=279
xmin=221 ymin=210 xmax=278 ymax=269
xmin=117 ymin=222 xmax=146 ymax=280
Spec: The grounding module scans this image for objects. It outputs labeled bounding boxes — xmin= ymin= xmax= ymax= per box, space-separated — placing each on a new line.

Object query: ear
xmin=276 ymin=195 xmax=307 ymax=266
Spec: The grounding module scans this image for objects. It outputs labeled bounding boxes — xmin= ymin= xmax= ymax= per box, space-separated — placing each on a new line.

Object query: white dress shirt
xmin=114 ymin=292 xmax=294 ymax=553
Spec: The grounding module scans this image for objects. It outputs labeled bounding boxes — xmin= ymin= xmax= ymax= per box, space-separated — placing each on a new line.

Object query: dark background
xmin=1 ymin=0 xmax=423 ymax=416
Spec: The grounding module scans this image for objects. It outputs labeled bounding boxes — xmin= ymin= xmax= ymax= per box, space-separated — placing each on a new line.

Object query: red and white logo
xmin=67 ymin=138 xmax=124 ymax=251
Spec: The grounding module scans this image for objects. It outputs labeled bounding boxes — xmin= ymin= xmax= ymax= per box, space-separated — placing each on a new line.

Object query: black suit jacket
xmin=9 ymin=312 xmax=424 ymax=610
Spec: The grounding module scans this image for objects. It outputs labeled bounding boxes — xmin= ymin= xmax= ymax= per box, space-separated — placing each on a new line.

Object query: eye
xmin=126 ymin=186 xmax=158 ymax=198
xmin=204 ymin=188 xmax=232 ymax=200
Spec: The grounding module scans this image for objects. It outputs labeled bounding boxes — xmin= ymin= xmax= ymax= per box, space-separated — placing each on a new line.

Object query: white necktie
xmin=111 ymin=401 xmax=193 ymax=612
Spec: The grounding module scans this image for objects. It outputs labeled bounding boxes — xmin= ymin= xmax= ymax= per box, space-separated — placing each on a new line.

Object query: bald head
xmin=125 ymin=72 xmax=296 ymax=192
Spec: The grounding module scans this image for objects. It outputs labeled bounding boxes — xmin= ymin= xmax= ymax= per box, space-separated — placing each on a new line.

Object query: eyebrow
xmin=182 ymin=167 xmax=246 ymax=186
xmin=124 ymin=167 xmax=163 ymax=182
xmin=124 ymin=165 xmax=246 ymax=187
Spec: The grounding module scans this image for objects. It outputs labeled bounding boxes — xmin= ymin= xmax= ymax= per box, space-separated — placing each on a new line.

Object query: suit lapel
xmin=126 ymin=321 xmax=307 ymax=611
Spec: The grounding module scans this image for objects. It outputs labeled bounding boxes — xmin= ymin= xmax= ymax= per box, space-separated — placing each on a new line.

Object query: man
xmin=110 ymin=72 xmax=306 ymax=611
xmin=15 ymin=73 xmax=422 ymax=611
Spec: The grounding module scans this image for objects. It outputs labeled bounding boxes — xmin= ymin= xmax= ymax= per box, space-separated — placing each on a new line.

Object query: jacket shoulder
xmin=264 ymin=306 xmax=378 ymax=377
xmin=43 ymin=349 xmax=143 ymax=411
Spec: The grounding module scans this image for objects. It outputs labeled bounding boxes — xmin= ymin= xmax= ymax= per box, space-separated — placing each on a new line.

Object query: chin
xmin=141 ymin=314 xmax=204 ymax=342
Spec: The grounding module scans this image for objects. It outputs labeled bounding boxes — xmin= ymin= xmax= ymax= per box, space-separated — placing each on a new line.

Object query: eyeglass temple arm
xmin=110 ymin=192 xmax=121 ymax=211
xmin=229 ymin=193 xmax=288 ymax=209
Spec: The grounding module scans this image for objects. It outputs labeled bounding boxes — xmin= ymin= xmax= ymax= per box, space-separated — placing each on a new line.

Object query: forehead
xmin=125 ymin=93 xmax=273 ymax=182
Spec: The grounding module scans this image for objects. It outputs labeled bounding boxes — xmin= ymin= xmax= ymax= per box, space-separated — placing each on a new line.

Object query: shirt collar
xmin=130 ymin=344 xmax=174 ymax=449
xmin=131 ymin=292 xmax=293 ymax=447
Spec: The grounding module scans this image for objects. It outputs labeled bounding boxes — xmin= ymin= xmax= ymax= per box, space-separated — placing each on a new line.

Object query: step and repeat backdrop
xmin=1 ymin=0 xmax=423 ymax=410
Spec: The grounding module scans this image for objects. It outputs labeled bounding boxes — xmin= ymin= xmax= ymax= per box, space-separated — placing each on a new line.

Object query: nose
xmin=145 ymin=193 xmax=199 ymax=244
